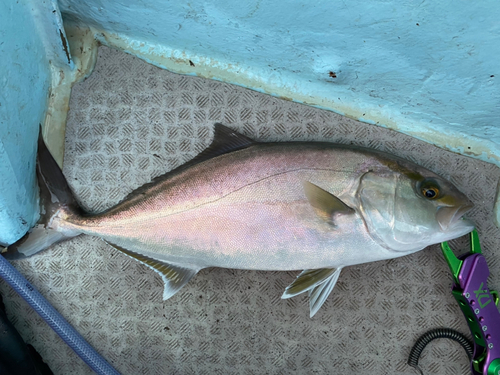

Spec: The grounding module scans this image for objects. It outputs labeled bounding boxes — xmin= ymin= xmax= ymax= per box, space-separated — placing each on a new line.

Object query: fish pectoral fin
xmin=281 ymin=268 xmax=337 ymax=299
xmin=107 ymin=243 xmax=201 ymax=300
xmin=308 ymin=267 xmax=342 ymax=317
xmin=302 ymin=181 xmax=354 ymax=222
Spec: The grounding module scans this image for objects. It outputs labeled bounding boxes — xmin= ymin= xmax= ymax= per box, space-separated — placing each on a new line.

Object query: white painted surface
xmin=0 ymin=0 xmax=70 ymax=244
xmin=60 ymin=0 xmax=500 ymax=165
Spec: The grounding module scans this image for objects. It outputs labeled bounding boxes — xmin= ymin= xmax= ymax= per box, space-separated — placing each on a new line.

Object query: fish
xmin=5 ymin=123 xmax=474 ymax=317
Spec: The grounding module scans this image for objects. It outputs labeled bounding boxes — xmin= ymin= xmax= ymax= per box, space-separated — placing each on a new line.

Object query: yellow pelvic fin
xmin=281 ymin=268 xmax=337 ymax=298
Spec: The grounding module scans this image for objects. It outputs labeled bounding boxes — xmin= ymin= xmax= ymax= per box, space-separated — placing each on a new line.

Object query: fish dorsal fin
xmin=303 ymin=181 xmax=354 ymax=222
xmin=107 ymin=242 xmax=200 ymax=300
xmin=119 ymin=123 xmax=256 ymax=204
xmin=188 ymin=123 xmax=256 ymax=165
xmin=281 ymin=267 xmax=343 ymax=317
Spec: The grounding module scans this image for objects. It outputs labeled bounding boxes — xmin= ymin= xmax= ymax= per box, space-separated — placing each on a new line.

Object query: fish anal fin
xmin=302 ymin=181 xmax=354 ymax=222
xmin=107 ymin=242 xmax=200 ymax=300
xmin=281 ymin=268 xmax=337 ymax=299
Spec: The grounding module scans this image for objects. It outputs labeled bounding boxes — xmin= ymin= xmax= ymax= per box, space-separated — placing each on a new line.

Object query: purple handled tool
xmin=441 ymin=229 xmax=500 ymax=375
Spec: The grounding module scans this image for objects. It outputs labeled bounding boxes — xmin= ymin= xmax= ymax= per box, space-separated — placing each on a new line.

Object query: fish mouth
xmin=436 ymin=203 xmax=474 ymax=231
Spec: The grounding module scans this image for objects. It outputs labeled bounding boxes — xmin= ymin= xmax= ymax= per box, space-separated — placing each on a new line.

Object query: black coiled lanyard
xmin=408 ymin=328 xmax=473 ymax=375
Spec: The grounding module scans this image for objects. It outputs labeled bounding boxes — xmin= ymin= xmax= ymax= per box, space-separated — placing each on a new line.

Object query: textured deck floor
xmin=2 ymin=46 xmax=500 ymax=375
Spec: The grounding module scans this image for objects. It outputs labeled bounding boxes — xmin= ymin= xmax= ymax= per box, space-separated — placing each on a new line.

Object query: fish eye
xmin=420 ymin=181 xmax=440 ymax=200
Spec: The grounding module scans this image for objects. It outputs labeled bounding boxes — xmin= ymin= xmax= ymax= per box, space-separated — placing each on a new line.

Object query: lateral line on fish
xmin=77 ymin=167 xmax=356 ymax=228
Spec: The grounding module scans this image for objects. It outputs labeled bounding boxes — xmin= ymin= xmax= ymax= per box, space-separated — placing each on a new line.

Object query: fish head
xmin=357 ymin=162 xmax=474 ymax=253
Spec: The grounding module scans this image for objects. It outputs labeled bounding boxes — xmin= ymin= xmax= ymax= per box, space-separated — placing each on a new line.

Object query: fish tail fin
xmin=2 ymin=128 xmax=82 ymax=259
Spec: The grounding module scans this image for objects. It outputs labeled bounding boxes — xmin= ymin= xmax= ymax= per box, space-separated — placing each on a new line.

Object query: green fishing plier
xmin=409 ymin=230 xmax=500 ymax=375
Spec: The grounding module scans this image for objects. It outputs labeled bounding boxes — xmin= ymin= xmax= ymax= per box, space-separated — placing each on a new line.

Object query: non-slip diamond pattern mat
xmin=1 ymin=46 xmax=499 ymax=375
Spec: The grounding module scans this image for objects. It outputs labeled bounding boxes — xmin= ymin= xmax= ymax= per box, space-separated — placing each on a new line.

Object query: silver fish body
xmin=8 ymin=124 xmax=474 ymax=316
xmin=63 ymin=143 xmax=391 ymax=270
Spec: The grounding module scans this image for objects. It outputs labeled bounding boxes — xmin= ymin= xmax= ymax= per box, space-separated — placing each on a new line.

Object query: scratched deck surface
xmin=2 ymin=46 xmax=500 ymax=375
